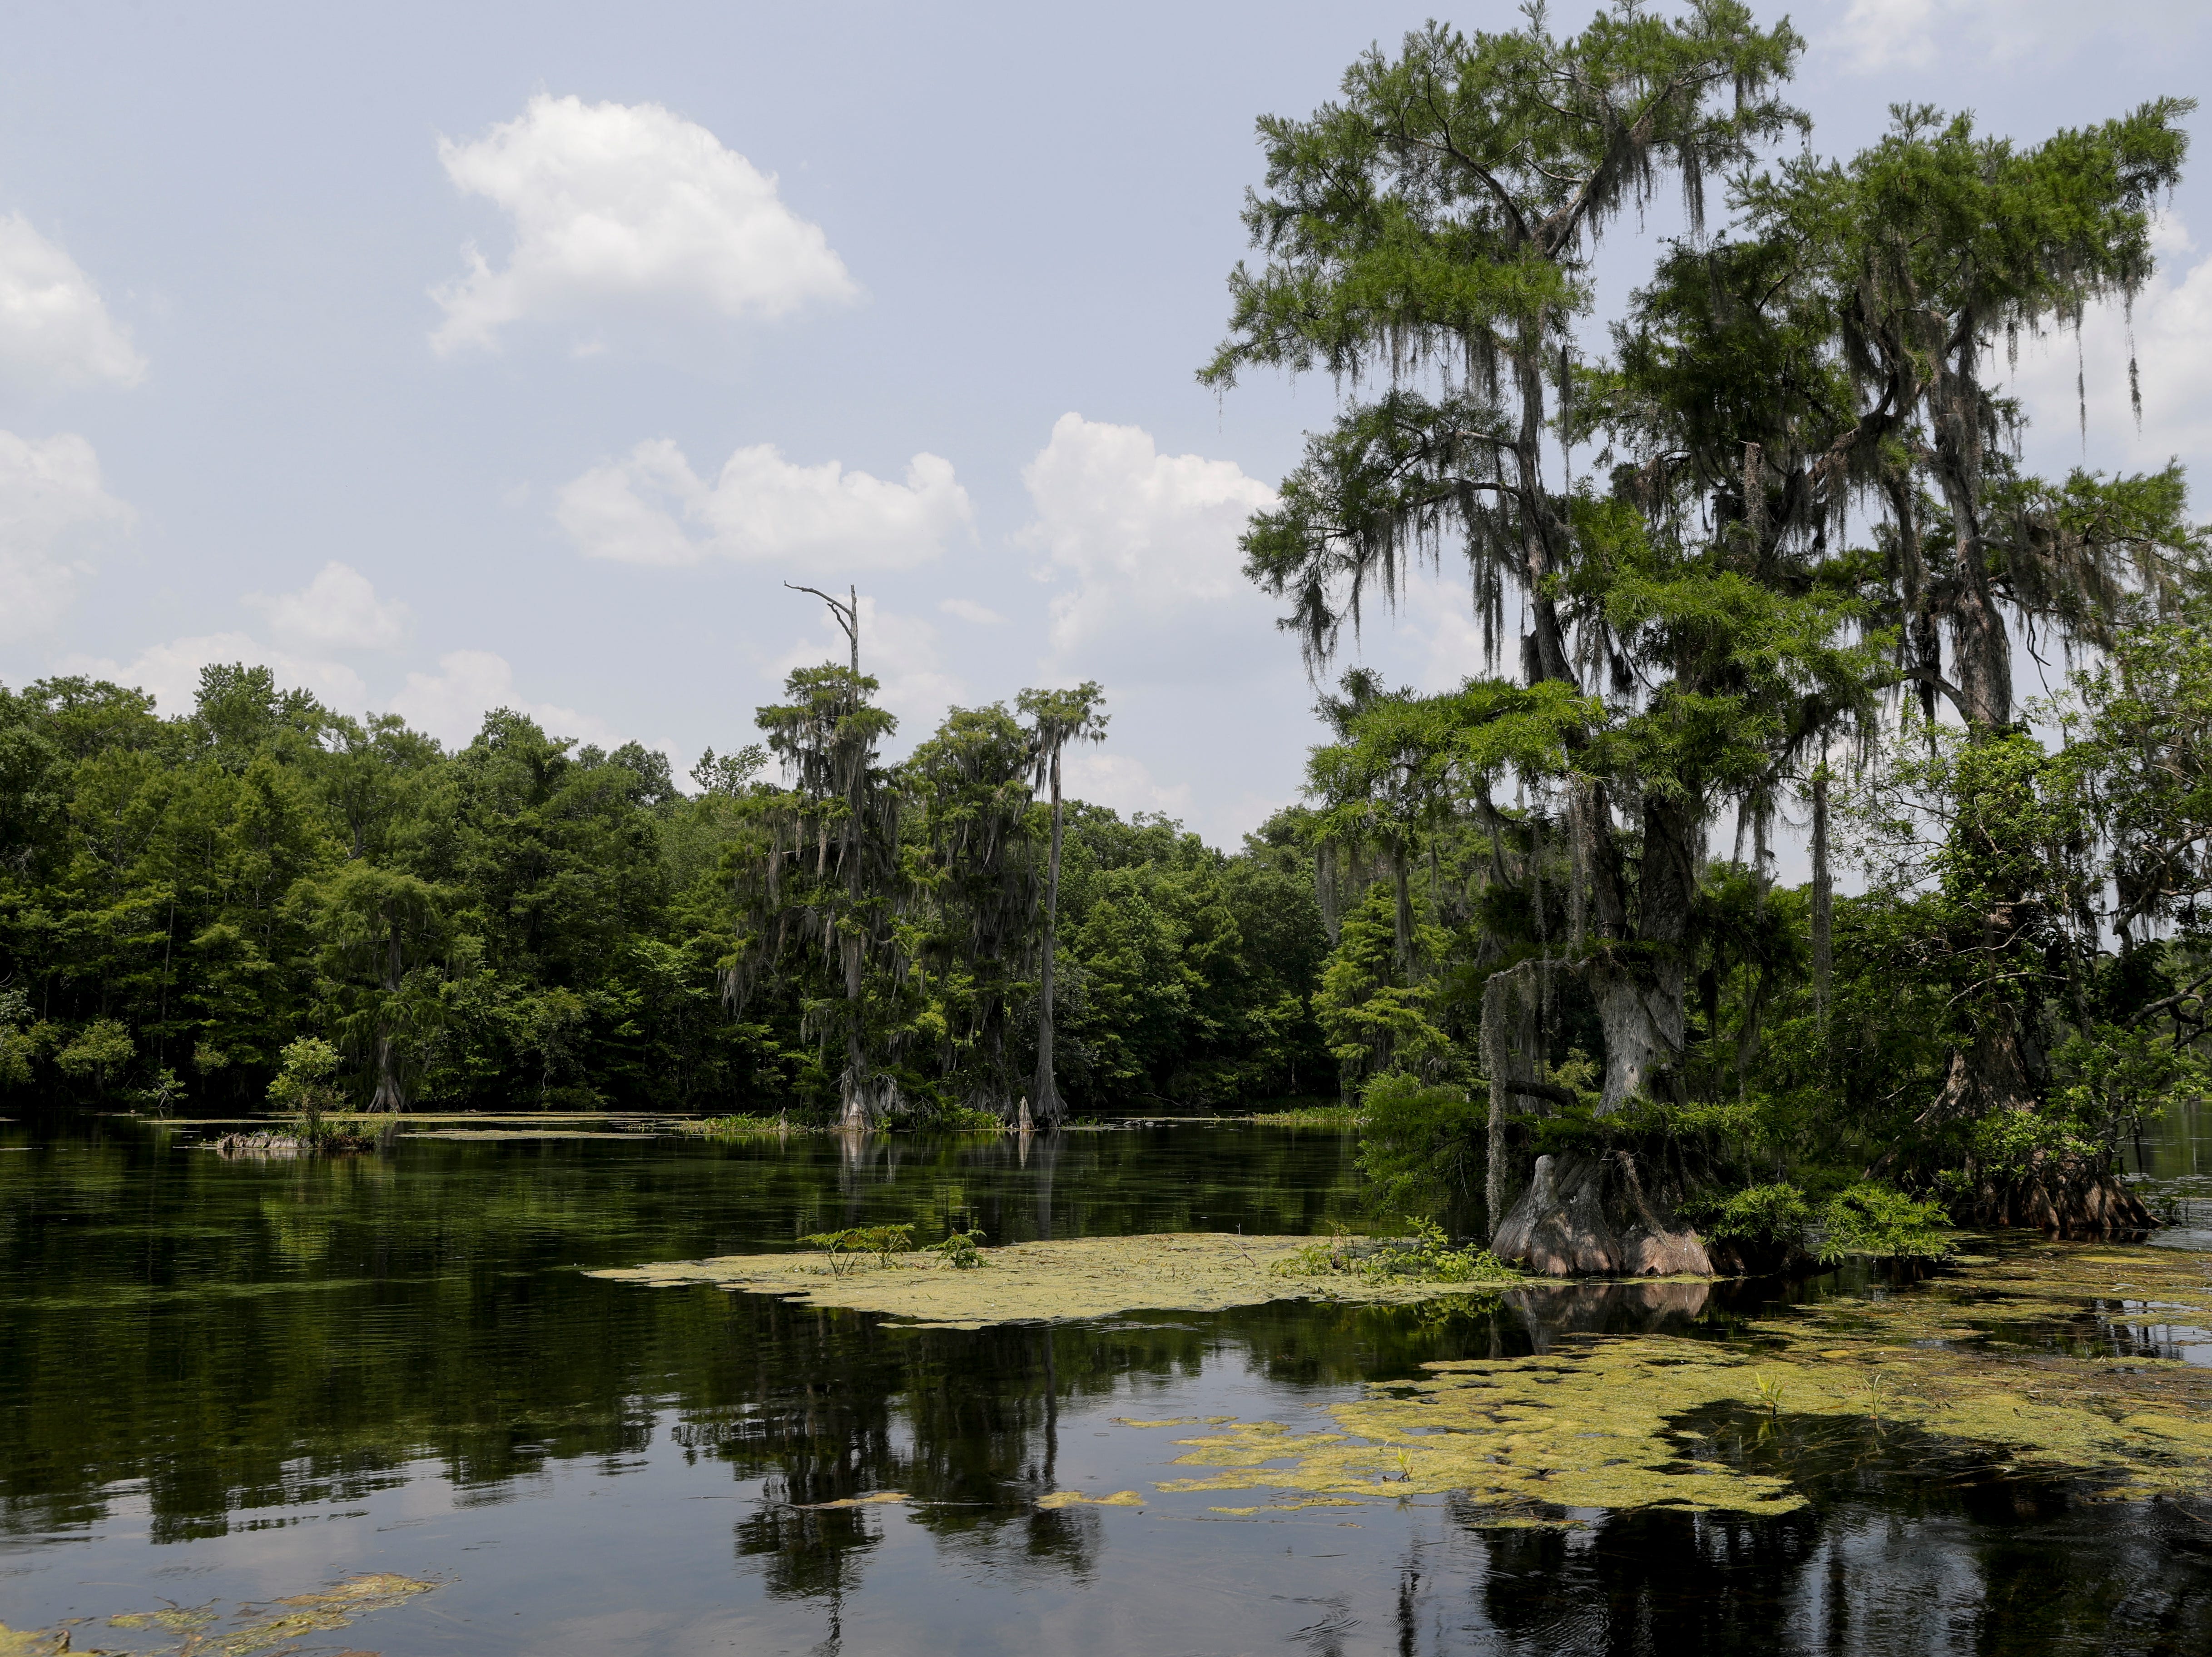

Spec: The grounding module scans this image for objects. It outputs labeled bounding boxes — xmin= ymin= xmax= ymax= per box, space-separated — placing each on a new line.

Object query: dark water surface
xmin=2 ymin=1115 xmax=2209 ymax=1656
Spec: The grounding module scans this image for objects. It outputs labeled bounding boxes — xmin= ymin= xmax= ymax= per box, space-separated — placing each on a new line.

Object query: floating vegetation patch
xmin=589 ymin=1232 xmax=1527 ymax=1329
xmin=1240 ymin=1104 xmax=1362 ymax=1129
xmin=1207 ymin=1496 xmax=1370 ymax=1515
xmin=1273 ymin=1222 xmax=1519 ymax=1285
xmin=1155 ymin=1237 xmax=2212 ymax=1521
xmin=682 ymin=1113 xmax=815 ymax=1137
xmin=2 ymin=1572 xmax=438 ymax=1656
xmin=791 ymin=1491 xmax=909 ymax=1510
xmin=1037 ymin=1489 xmax=1145 ymax=1508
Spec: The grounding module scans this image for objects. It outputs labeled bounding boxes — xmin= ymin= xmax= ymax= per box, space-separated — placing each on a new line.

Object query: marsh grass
xmin=1243 ymin=1103 xmax=1362 ymax=1129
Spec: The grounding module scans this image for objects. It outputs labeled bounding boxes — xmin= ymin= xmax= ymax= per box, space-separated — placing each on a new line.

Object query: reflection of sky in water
xmin=2123 ymin=1091 xmax=2212 ymax=1358
xmin=7 ymin=1120 xmax=2212 ymax=1653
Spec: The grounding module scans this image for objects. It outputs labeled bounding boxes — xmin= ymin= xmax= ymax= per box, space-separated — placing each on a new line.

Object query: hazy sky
xmin=3 ymin=0 xmax=2208 ymax=844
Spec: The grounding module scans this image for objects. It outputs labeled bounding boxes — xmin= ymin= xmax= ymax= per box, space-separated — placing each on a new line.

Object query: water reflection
xmin=1 ymin=1116 xmax=2208 ymax=1655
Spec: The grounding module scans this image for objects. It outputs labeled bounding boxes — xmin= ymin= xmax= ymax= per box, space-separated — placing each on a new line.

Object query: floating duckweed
xmin=1037 ymin=1489 xmax=1145 ymax=1508
xmin=1156 ymin=1237 xmax=2212 ymax=1518
xmin=590 ymin=1233 xmax=1526 ymax=1329
xmin=0 ymin=1627 xmax=74 ymax=1657
xmin=0 ymin=1574 xmax=444 ymax=1657
xmin=1208 ymin=1496 xmax=1373 ymax=1515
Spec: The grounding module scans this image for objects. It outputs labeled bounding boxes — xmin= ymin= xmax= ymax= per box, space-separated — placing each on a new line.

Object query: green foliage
xmin=802 ymin=1224 xmax=916 ymax=1275
xmin=54 ymin=1018 xmax=134 ymax=1094
xmin=1353 ymin=1071 xmax=1483 ymax=1225
xmin=1275 ymin=1219 xmax=1515 ymax=1285
xmin=689 ymin=1113 xmax=800 ymax=1136
xmin=0 ymin=990 xmax=56 ymax=1090
xmin=1681 ymin=1183 xmax=1813 ymax=1250
xmin=1817 ymin=1184 xmax=1954 ymax=1264
xmin=0 ymin=657 xmax=1325 ymax=1121
xmin=1246 ymin=1101 xmax=1360 ymax=1128
xmin=927 ymin=1227 xmax=989 ymax=1269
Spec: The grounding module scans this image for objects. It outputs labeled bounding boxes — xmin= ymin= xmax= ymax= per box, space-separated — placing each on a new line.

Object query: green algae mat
xmin=586 ymin=1231 xmax=1525 ymax=1326
xmin=0 ymin=1573 xmax=438 ymax=1656
xmin=1151 ymin=1237 xmax=2212 ymax=1522
xmin=595 ymin=1231 xmax=2212 ymax=1522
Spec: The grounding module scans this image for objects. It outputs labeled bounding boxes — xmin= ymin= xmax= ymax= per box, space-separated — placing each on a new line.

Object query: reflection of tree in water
xmin=1459 ymin=1429 xmax=2212 ymax=1654
xmin=711 ymin=1309 xmax=1110 ymax=1606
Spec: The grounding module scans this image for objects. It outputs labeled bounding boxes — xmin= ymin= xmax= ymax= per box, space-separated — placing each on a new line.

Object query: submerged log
xmin=1490 ymin=1150 xmax=1713 ymax=1279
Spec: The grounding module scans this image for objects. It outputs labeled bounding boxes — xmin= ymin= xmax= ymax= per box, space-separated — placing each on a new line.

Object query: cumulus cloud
xmin=938 ymin=597 xmax=1005 ymax=625
xmin=431 ymin=93 xmax=855 ymax=353
xmin=388 ymin=648 xmax=628 ymax=749
xmin=1021 ymin=413 xmax=1277 ymax=679
xmin=1825 ymin=0 xmax=2202 ymax=72
xmin=245 ymin=561 xmax=411 ymax=652
xmin=1061 ymin=750 xmax=1194 ymax=821
xmin=0 ymin=215 xmax=145 ymax=389
xmin=57 ymin=632 xmax=366 ymax=716
xmin=0 ymin=429 xmax=134 ymax=642
xmin=1999 ymin=220 xmax=2212 ymax=471
xmin=556 ymin=437 xmax=970 ymax=569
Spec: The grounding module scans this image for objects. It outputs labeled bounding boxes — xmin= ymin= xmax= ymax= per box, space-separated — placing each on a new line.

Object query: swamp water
xmin=1 ymin=1117 xmax=2209 ymax=1656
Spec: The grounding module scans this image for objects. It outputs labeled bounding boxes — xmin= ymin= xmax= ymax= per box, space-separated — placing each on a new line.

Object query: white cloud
xmin=938 ymin=597 xmax=1004 ymax=625
xmin=1021 ymin=412 xmax=1278 ymax=679
xmin=387 ymin=648 xmax=625 ymax=750
xmin=1060 ymin=750 xmax=1193 ymax=821
xmin=2000 ymin=221 xmax=2212 ymax=472
xmin=0 ymin=429 xmax=134 ymax=642
xmin=765 ymin=595 xmax=965 ymax=736
xmin=0 ymin=214 xmax=145 ymax=389
xmin=1824 ymin=0 xmax=2202 ymax=72
xmin=431 ymin=93 xmax=855 ymax=353
xmin=57 ymin=632 xmax=366 ymax=716
xmin=556 ymin=437 xmax=970 ymax=569
xmin=246 ymin=561 xmax=411 ymax=651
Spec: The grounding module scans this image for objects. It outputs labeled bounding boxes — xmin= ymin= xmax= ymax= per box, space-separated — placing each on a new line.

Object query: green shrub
xmin=1355 ymin=1072 xmax=1484 ymax=1223
xmin=1818 ymin=1182 xmax=1954 ymax=1264
xmin=1683 ymin=1182 xmax=1814 ymax=1249
xmin=1276 ymin=1219 xmax=1517 ymax=1284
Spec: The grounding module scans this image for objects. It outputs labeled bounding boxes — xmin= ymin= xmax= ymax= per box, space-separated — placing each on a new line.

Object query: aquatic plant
xmin=689 ymin=1112 xmax=807 ymax=1136
xmin=1752 ymin=1370 xmax=1787 ymax=1418
xmin=1274 ymin=1220 xmax=1517 ymax=1285
xmin=1244 ymin=1102 xmax=1362 ymax=1128
xmin=801 ymin=1223 xmax=916 ymax=1275
xmin=927 ymin=1226 xmax=990 ymax=1269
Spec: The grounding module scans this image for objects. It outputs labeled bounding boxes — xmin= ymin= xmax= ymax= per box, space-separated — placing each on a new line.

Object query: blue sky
xmin=3 ymin=0 xmax=2209 ymax=844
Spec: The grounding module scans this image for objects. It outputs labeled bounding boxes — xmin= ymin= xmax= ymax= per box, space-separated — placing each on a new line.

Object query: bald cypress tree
xmin=1205 ymin=4 xmax=1807 ymax=1138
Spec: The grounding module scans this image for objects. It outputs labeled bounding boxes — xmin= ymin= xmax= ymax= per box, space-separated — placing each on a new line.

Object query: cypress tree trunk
xmin=370 ymin=901 xmax=406 ymax=1113
xmin=1810 ymin=770 xmax=1832 ymax=1029
xmin=1032 ymin=744 xmax=1067 ymax=1126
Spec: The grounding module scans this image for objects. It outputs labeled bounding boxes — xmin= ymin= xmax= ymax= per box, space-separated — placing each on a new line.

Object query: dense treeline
xmin=1205 ymin=2 xmax=2212 ymax=1252
xmin=0 ymin=665 xmax=1329 ymax=1122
